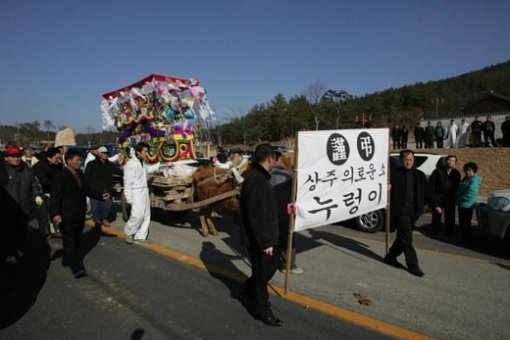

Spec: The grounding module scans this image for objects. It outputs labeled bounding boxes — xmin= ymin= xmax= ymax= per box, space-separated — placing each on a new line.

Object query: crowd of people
xmin=0 ymin=137 xmax=489 ymax=326
xmin=0 ymin=143 xmax=121 ymax=278
xmin=392 ymin=115 xmax=510 ymax=149
xmin=0 ymin=141 xmax=301 ymax=326
xmin=385 ymin=150 xmax=482 ymax=278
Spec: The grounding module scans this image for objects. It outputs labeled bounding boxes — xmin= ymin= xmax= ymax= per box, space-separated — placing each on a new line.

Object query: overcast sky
xmin=1 ymin=0 xmax=509 ymax=132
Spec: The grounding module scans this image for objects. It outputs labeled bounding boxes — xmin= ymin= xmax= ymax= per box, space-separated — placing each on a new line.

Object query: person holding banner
xmin=239 ymin=144 xmax=283 ymax=326
xmin=385 ymin=149 xmax=429 ymax=277
xmin=270 ymin=151 xmax=302 ymax=274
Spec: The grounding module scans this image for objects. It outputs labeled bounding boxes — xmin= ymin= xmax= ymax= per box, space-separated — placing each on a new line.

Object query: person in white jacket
xmin=123 ymin=142 xmax=152 ymax=244
xmin=446 ymin=120 xmax=458 ymax=148
xmin=458 ymin=118 xmax=470 ymax=148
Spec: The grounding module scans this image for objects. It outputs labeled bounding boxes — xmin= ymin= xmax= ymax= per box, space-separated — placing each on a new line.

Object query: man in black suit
xmin=239 ymin=144 xmax=282 ymax=326
xmin=385 ymin=149 xmax=429 ymax=277
xmin=50 ymin=150 xmax=87 ymax=278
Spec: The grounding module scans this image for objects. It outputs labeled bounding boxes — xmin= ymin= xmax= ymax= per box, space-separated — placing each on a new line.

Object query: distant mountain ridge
xmin=344 ymin=59 xmax=510 ymax=120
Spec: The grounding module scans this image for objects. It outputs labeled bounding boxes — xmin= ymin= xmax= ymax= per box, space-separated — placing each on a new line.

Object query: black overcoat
xmin=84 ymin=158 xmax=121 ymax=199
xmin=50 ymin=167 xmax=87 ymax=225
xmin=33 ymin=157 xmax=62 ymax=194
xmin=240 ymin=163 xmax=279 ymax=251
xmin=390 ymin=166 xmax=429 ymax=218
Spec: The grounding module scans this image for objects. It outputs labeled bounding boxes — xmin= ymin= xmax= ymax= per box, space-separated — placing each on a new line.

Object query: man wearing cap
xmin=84 ymin=145 xmax=100 ymax=170
xmin=2 ymin=146 xmax=42 ymax=266
xmin=84 ymin=145 xmax=120 ymax=170
xmin=84 ymin=146 xmax=122 ymax=229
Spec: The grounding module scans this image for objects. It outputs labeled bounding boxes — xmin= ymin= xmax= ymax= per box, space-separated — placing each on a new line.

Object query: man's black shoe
xmin=408 ymin=265 xmax=425 ymax=277
xmin=256 ymin=314 xmax=283 ymax=327
xmin=73 ymin=268 xmax=87 ymax=279
xmin=231 ymin=288 xmax=249 ymax=299
xmin=384 ymin=255 xmax=404 ymax=269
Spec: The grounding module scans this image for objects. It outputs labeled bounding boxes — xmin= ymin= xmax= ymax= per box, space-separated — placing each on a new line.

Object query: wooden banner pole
xmin=284 ymin=132 xmax=299 ymax=294
xmin=385 ymin=133 xmax=391 ymax=254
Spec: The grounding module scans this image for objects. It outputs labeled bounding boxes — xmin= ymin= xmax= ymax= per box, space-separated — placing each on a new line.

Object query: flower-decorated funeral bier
xmin=101 ymin=74 xmax=215 ymax=164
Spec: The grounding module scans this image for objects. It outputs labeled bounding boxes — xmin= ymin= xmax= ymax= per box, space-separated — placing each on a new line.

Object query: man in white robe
xmin=123 ymin=142 xmax=154 ymax=244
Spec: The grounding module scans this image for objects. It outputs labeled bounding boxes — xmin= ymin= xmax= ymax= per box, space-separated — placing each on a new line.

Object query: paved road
xmin=0 ymin=228 xmax=390 ymax=340
xmin=123 ymin=209 xmax=510 ymax=340
xmin=1 ymin=209 xmax=509 ymax=340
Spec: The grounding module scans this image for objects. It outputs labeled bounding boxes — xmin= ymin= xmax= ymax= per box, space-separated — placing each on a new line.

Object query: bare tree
xmin=43 ymin=119 xmax=55 ymax=143
xmin=84 ymin=125 xmax=95 ymax=146
xmin=302 ymin=81 xmax=327 ymax=105
xmin=302 ymin=82 xmax=327 ymax=130
xmin=321 ymin=90 xmax=354 ymax=128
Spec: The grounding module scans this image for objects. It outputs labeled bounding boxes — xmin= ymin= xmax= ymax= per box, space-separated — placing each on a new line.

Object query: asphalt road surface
xmin=1 ymin=209 xmax=509 ymax=340
xmin=1 ymin=227 xmax=391 ymax=340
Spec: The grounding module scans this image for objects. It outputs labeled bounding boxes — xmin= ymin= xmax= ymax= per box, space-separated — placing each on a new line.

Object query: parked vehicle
xmin=273 ymin=145 xmax=294 ymax=153
xmin=477 ymin=188 xmax=510 ymax=241
xmin=354 ymin=152 xmax=447 ymax=233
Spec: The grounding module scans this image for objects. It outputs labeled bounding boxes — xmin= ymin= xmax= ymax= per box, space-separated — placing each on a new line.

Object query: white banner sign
xmin=294 ymin=128 xmax=389 ymax=231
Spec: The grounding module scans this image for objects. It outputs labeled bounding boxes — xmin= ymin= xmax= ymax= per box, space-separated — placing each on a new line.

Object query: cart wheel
xmin=121 ymin=192 xmax=131 ymax=222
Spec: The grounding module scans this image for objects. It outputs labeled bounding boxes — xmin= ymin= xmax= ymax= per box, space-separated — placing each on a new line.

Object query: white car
xmin=477 ymin=189 xmax=510 ymax=241
xmin=354 ymin=152 xmax=447 ymax=233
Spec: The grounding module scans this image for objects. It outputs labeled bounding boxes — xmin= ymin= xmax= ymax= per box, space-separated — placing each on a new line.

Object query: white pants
xmin=124 ymin=189 xmax=151 ymax=240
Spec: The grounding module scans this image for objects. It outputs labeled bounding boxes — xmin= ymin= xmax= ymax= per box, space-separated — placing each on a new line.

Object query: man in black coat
xmin=391 ymin=124 xmax=401 ymax=149
xmin=470 ymin=116 xmax=482 ymax=147
xmin=239 ymin=144 xmax=282 ymax=326
xmin=442 ymin=155 xmax=461 ymax=236
xmin=400 ymin=126 xmax=409 ymax=149
xmin=84 ymin=146 xmax=122 ymax=229
xmin=385 ymin=149 xmax=429 ymax=277
xmin=481 ymin=115 xmax=496 ymax=147
xmin=413 ymin=122 xmax=425 ymax=149
xmin=33 ymin=147 xmax=62 ymax=237
xmin=424 ymin=121 xmax=435 ymax=148
xmin=428 ymin=155 xmax=461 ymax=236
xmin=502 ymin=116 xmax=510 ymax=147
xmin=50 ymin=150 xmax=87 ymax=278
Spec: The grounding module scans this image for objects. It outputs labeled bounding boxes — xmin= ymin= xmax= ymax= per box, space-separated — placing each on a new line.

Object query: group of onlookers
xmin=1 ymin=143 xmax=122 ymax=278
xmin=428 ymin=155 xmax=481 ymax=244
xmin=391 ymin=124 xmax=410 ymax=149
xmin=385 ymin=150 xmax=481 ymax=279
xmin=393 ymin=115 xmax=510 ymax=149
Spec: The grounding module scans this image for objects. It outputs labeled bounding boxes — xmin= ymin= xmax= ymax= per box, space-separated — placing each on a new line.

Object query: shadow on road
xmin=50 ymin=226 xmax=102 ymax=272
xmin=152 ymin=208 xmax=242 ymax=239
xmin=131 ymin=328 xmax=145 ymax=339
xmin=307 ymin=229 xmax=385 ymax=263
xmin=0 ymin=229 xmax=50 ymax=330
xmin=418 ymin=223 xmax=510 ymax=260
xmin=199 ymin=241 xmax=258 ymax=318
xmin=494 ymin=262 xmax=510 ymax=271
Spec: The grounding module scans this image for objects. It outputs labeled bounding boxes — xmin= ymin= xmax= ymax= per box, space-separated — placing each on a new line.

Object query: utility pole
xmin=356 ymin=112 xmax=372 ymax=128
xmin=432 ymin=98 xmax=444 ymax=118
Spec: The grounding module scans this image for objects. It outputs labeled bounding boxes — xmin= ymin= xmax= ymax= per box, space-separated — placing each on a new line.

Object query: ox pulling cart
xmin=118 ymin=162 xmax=245 ymax=237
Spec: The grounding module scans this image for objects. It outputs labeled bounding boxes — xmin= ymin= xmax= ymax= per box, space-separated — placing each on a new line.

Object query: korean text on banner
xmin=294 ymin=129 xmax=389 ymax=231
